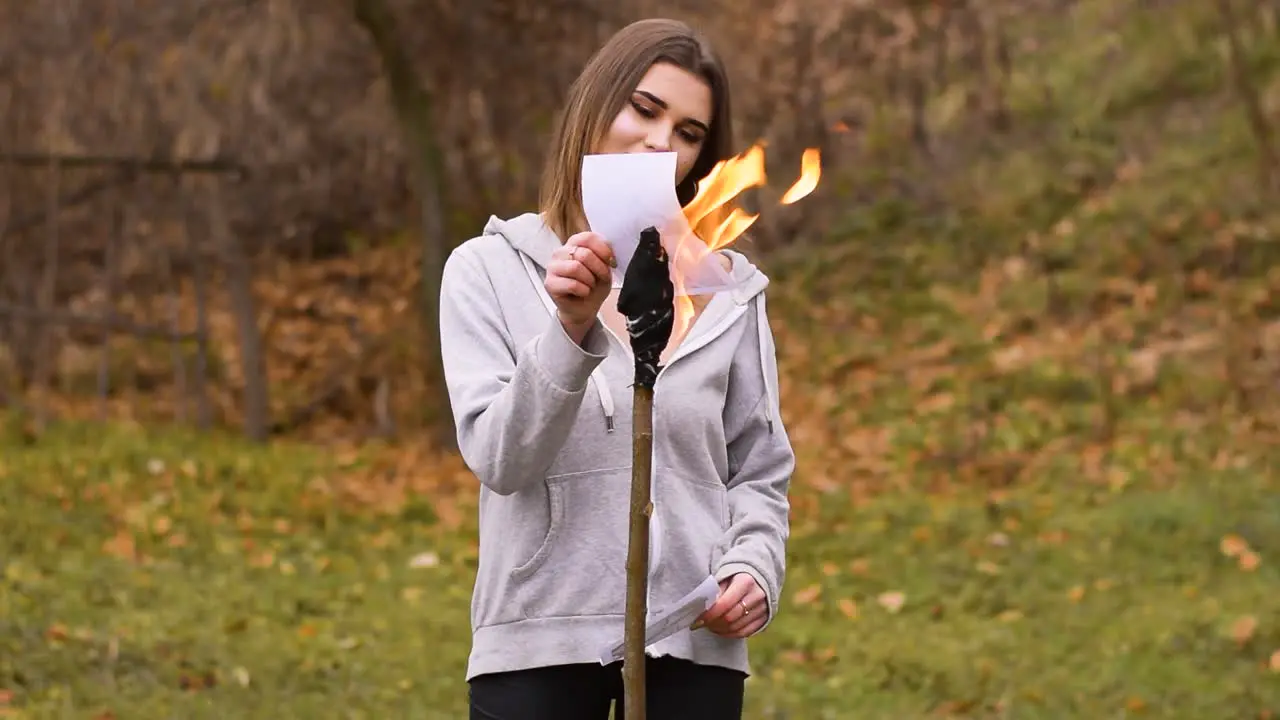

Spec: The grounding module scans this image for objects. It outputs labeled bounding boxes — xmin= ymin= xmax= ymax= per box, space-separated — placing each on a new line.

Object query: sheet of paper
xmin=598 ymin=573 xmax=720 ymax=665
xmin=581 ymin=152 xmax=736 ymax=296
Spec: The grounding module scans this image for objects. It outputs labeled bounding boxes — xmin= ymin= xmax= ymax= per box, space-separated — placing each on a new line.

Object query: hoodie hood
xmin=482 ymin=212 xmax=771 ymax=304
xmin=482 ymin=212 xmax=780 ymax=437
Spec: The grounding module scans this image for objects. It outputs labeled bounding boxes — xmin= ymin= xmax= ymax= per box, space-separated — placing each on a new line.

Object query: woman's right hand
xmin=545 ymin=231 xmax=616 ymax=342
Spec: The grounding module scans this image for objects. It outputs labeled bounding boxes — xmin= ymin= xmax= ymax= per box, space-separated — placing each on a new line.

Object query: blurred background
xmin=1 ymin=0 xmax=1278 ymax=717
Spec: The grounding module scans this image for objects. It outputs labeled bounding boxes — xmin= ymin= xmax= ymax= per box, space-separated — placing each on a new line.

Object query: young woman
xmin=438 ymin=18 xmax=795 ymax=720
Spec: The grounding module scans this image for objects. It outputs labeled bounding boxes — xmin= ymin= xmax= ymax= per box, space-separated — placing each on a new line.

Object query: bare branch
xmin=0 ymin=152 xmax=248 ymax=177
xmin=0 ymin=302 xmax=202 ymax=342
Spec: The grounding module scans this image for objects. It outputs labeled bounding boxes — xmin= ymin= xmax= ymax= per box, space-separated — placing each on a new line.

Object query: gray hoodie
xmin=438 ymin=212 xmax=794 ymax=681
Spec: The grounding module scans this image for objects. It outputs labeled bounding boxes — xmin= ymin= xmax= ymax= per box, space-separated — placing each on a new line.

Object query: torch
xmin=615 ymin=226 xmax=675 ymax=719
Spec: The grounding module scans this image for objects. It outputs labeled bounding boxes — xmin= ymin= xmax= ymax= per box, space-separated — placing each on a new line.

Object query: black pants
xmin=468 ymin=655 xmax=746 ymax=720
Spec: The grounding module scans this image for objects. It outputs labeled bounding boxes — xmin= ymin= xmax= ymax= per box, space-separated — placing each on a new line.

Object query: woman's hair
xmin=539 ymin=18 xmax=735 ymax=241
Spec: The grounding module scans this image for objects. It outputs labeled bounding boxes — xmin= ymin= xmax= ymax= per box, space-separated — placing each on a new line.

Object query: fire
xmin=780 ymin=148 xmax=821 ymax=204
xmin=666 ymin=143 xmax=822 ymax=345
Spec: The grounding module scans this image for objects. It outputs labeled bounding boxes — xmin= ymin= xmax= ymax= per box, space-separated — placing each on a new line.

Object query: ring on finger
xmin=740 ymin=599 xmax=750 ymax=617
xmin=569 ymin=247 xmax=580 ymax=262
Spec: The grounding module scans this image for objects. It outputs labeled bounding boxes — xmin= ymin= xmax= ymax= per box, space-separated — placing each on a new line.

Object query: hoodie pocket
xmin=649 ymin=466 xmax=730 ymax=610
xmin=507 ymin=466 xmax=632 ymax=619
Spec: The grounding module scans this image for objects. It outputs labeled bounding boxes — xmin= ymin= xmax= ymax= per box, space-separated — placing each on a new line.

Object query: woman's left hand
xmin=693 ymin=573 xmax=768 ymax=638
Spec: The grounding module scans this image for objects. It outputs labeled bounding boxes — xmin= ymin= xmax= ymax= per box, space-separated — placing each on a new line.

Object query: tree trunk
xmin=353 ymin=0 xmax=457 ymax=448
xmin=210 ymin=180 xmax=271 ymax=442
xmin=1217 ymin=0 xmax=1279 ymax=193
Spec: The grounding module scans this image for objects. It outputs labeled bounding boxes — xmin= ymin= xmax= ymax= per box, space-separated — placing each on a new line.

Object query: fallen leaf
xmin=298 ymin=624 xmax=317 ymax=639
xmin=408 ymin=551 xmax=439 ymax=569
xmin=838 ymin=598 xmax=858 ymax=620
xmin=102 ymin=530 xmax=137 ymax=562
xmin=821 ymin=562 xmax=839 ymax=577
xmin=1068 ymin=585 xmax=1086 ymax=603
xmin=877 ymin=591 xmax=906 ymax=613
xmin=998 ymin=609 xmax=1023 ymax=622
xmin=1038 ymin=529 xmax=1068 ymax=545
xmin=849 ymin=558 xmax=870 ymax=576
xmin=977 ymin=561 xmax=1002 ymax=576
xmin=152 ymin=516 xmax=172 ymax=536
xmin=780 ymin=650 xmax=807 ymax=664
xmin=0 ymin=689 xmax=12 ymax=705
xmin=1269 ymin=649 xmax=1280 ymax=673
xmin=249 ymin=551 xmax=275 ymax=569
xmin=1231 ymin=615 xmax=1258 ymax=645
xmin=1239 ymin=551 xmax=1261 ymax=572
xmin=793 ymin=583 xmax=822 ymax=605
xmin=1125 ymin=696 xmax=1146 ymax=713
xmin=1221 ymin=534 xmax=1249 ymax=558
xmin=233 ymin=667 xmax=251 ymax=687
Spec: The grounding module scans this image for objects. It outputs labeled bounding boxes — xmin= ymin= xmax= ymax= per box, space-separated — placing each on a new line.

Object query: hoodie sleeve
xmin=713 ymin=294 xmax=795 ymax=633
xmin=438 ymin=245 xmax=611 ymax=496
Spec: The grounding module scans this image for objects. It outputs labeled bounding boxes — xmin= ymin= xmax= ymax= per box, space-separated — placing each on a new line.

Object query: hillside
xmin=2 ymin=1 xmax=1279 ymax=718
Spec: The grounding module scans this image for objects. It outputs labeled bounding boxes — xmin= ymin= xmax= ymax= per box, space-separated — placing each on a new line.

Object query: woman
xmin=438 ymin=17 xmax=795 ymax=720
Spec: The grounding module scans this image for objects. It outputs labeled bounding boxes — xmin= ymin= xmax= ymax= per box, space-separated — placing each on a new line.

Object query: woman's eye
xmin=679 ymin=129 xmax=704 ymax=144
xmin=631 ymin=101 xmax=656 ymax=118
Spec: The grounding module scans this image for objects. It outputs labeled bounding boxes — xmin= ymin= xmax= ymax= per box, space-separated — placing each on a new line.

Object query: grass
xmin=0 ymin=421 xmax=1277 ymax=719
xmin=4 ymin=0 xmax=1280 ymax=717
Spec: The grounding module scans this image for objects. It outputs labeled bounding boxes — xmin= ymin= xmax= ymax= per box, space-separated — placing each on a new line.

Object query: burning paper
xmin=581 ymin=152 xmax=737 ymax=296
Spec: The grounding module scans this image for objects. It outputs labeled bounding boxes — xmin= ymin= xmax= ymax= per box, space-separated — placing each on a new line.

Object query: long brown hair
xmin=539 ymin=19 xmax=736 ymax=241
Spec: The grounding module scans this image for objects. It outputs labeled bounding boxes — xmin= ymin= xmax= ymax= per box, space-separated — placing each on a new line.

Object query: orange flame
xmin=780 ymin=148 xmax=821 ymax=204
xmin=666 ymin=144 xmax=822 ymax=346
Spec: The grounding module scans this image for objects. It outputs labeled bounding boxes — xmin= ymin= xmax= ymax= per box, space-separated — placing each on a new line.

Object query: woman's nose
xmin=644 ymin=125 xmax=673 ymax=151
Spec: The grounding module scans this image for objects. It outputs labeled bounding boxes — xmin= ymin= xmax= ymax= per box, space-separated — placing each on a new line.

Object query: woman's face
xmin=596 ymin=61 xmax=713 ymax=187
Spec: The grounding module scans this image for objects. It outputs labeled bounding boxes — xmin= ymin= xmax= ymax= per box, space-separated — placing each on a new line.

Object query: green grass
xmin=1 ymin=421 xmax=1277 ymax=719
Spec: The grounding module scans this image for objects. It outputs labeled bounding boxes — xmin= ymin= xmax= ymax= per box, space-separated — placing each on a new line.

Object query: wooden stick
xmin=623 ymin=384 xmax=654 ymax=719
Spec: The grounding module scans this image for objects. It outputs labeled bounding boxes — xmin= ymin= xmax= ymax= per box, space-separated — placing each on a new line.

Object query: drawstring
xmin=755 ymin=293 xmax=777 ymax=434
xmin=519 ymin=252 xmax=617 ymax=433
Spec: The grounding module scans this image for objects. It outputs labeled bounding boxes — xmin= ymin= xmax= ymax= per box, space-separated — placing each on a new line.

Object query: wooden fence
xmin=0 ymin=151 xmax=276 ymax=441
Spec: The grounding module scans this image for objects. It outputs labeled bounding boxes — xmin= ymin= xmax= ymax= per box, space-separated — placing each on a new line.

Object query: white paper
xmin=598 ymin=573 xmax=720 ymax=665
xmin=581 ymin=152 xmax=736 ymax=296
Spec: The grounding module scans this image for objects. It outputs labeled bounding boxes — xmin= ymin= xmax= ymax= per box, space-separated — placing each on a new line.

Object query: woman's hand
xmin=545 ymin=231 xmax=616 ymax=343
xmin=692 ymin=573 xmax=768 ymax=639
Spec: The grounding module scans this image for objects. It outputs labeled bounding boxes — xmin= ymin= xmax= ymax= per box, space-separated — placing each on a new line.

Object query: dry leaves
xmin=408 ymin=551 xmax=439 ymax=569
xmin=838 ymin=598 xmax=859 ymax=620
xmin=101 ymin=529 xmax=137 ymax=562
xmin=877 ymin=591 xmax=906 ymax=613
xmin=1220 ymin=533 xmax=1263 ymax=571
xmin=1230 ymin=615 xmax=1258 ymax=645
xmin=792 ymin=583 xmax=822 ymax=605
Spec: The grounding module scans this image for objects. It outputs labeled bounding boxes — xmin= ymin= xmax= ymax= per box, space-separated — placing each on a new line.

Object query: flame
xmin=665 ymin=144 xmax=822 ymax=347
xmin=780 ymin=148 xmax=821 ymax=204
